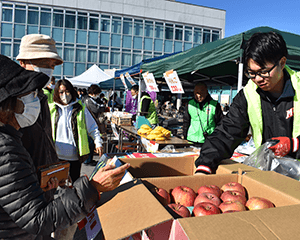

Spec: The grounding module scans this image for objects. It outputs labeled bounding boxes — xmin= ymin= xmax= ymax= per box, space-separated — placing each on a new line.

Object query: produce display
xmin=151 ymin=182 xmax=275 ymax=218
xmin=137 ymin=124 xmax=171 ymax=141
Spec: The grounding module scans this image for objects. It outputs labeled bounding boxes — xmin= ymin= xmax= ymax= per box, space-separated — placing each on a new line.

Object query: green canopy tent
xmin=141 ymin=26 xmax=300 ymax=92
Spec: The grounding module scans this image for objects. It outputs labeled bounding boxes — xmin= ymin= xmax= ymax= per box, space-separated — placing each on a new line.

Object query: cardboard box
xmin=111 ymin=115 xmax=132 ymax=126
xmin=116 ymin=156 xmax=259 ymax=178
xmin=97 ymin=171 xmax=300 ymax=239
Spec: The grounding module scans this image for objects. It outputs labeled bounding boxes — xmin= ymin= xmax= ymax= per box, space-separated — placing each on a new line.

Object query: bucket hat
xmin=0 ymin=54 xmax=49 ymax=103
xmin=16 ymin=34 xmax=63 ymax=65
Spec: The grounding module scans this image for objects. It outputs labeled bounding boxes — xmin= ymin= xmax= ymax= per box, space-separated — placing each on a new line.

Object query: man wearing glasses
xmin=194 ymin=31 xmax=300 ymax=174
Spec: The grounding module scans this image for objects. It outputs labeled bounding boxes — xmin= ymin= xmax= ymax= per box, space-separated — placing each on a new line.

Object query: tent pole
xmin=112 ymin=73 xmax=116 ymax=112
xmin=237 ymin=62 xmax=243 ymax=92
xmin=136 ymin=72 xmax=142 ymax=128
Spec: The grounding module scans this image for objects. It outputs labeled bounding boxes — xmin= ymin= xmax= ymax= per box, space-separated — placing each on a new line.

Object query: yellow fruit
xmin=155 ymin=137 xmax=166 ymax=141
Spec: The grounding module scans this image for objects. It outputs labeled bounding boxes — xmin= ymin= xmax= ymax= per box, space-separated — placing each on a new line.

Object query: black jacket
xmin=195 ymin=72 xmax=300 ymax=173
xmin=0 ymin=124 xmax=99 ymax=239
xmin=84 ymin=96 xmax=105 ymax=118
xmin=183 ymin=95 xmax=224 ymax=141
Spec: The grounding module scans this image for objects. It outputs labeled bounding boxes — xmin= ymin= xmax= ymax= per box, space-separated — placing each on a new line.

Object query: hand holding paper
xmin=90 ymin=163 xmax=130 ymax=192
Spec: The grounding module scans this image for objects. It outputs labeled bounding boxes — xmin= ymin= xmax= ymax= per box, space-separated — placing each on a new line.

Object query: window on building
xmin=174 ymin=41 xmax=182 ymax=52
xmin=145 ymin=21 xmax=153 ymax=37
xmin=132 ymin=53 xmax=141 ymax=65
xmin=184 ymin=26 xmax=192 ymax=42
xmin=212 ymin=30 xmax=220 ymax=42
xmin=144 ymin=38 xmax=153 ymax=51
xmin=155 ymin=22 xmax=163 ymax=39
xmin=63 ymin=62 xmax=74 ymax=76
xmin=203 ymin=28 xmax=211 ymax=43
xmin=111 ymin=51 xmax=120 ymax=65
xmin=99 ymin=51 xmax=108 ymax=63
xmin=1 ymin=23 xmax=12 ymax=37
xmin=52 ymin=28 xmax=63 ymax=42
xmin=88 ymin=32 xmax=98 ymax=45
xmin=111 ymin=34 xmax=121 ymax=47
xmin=2 ymin=9 xmax=12 ymax=22
xmin=194 ymin=27 xmax=202 ymax=44
xmin=28 ymin=10 xmax=39 ymax=24
xmin=122 ymin=52 xmax=131 ymax=66
xmin=14 ymin=9 xmax=26 ymax=23
xmin=89 ymin=18 xmax=99 ymax=31
xmin=53 ymin=12 xmax=63 ymax=27
xmin=64 ymin=48 xmax=74 ymax=61
xmin=122 ymin=35 xmax=132 ymax=49
xmin=76 ymin=49 xmax=86 ymax=62
xmin=65 ymin=12 xmax=76 ymax=29
xmin=133 ymin=36 xmax=142 ymax=50
xmin=123 ymin=18 xmax=132 ymax=35
xmin=101 ymin=15 xmax=110 ymax=32
xmin=88 ymin=50 xmax=97 ymax=62
xmin=78 ymin=16 xmax=87 ymax=30
xmin=112 ymin=17 xmax=121 ymax=34
xmin=65 ymin=29 xmax=75 ymax=43
xmin=175 ymin=25 xmax=183 ymax=41
xmin=134 ymin=19 xmax=143 ymax=36
xmin=75 ymin=63 xmax=86 ymax=76
xmin=1 ymin=43 xmax=11 ymax=56
xmin=100 ymin=32 xmax=110 ymax=46
xmin=76 ymin=30 xmax=87 ymax=44
xmin=14 ymin=24 xmax=25 ymax=38
xmin=41 ymin=11 xmax=51 ymax=26
xmin=164 ymin=40 xmax=173 ymax=52
xmin=165 ymin=24 xmax=173 ymax=40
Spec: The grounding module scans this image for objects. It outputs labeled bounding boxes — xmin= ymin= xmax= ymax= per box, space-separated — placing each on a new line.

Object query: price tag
xmin=120 ymin=74 xmax=128 ymax=90
xmin=142 ymin=72 xmax=159 ymax=92
xmin=125 ymin=72 xmax=137 ymax=86
xmin=163 ymin=70 xmax=184 ymax=94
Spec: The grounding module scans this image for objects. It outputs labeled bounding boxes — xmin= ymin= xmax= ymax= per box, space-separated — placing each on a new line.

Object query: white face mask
xmin=15 ymin=92 xmax=41 ymax=128
xmin=31 ymin=64 xmax=54 ymax=88
xmin=60 ymin=93 xmax=72 ymax=104
xmin=132 ymin=95 xmax=137 ymax=99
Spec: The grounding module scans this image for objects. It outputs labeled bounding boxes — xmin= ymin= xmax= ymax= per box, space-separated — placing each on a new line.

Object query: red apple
xmin=152 ymin=187 xmax=171 ymax=206
xmin=222 ymin=210 xmax=242 ymax=214
xmin=220 ymin=190 xmax=247 ymax=205
xmin=197 ymin=185 xmax=222 ymax=198
xmin=221 ymin=182 xmax=246 ymax=196
xmin=193 ymin=202 xmax=221 ymax=217
xmin=219 ymin=201 xmax=246 ymax=213
xmin=171 ymin=185 xmax=196 ymax=207
xmin=194 ymin=192 xmax=221 ymax=207
xmin=246 ymin=197 xmax=275 ymax=210
xmin=168 ymin=203 xmax=191 ymax=218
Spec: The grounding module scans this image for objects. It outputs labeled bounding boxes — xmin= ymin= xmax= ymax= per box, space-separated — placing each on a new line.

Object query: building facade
xmin=0 ymin=0 xmax=226 ymax=79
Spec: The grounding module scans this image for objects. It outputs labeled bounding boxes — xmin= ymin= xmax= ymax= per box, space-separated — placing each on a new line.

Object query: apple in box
xmin=171 ymin=185 xmax=196 ymax=207
xmin=219 ymin=201 xmax=246 ymax=213
xmin=197 ymin=184 xmax=222 ymax=198
xmin=167 ymin=203 xmax=191 ymax=218
xmin=246 ymin=197 xmax=275 ymax=210
xmin=193 ymin=202 xmax=221 ymax=217
xmin=194 ymin=192 xmax=221 ymax=207
xmin=151 ymin=187 xmax=171 ymax=206
xmin=220 ymin=190 xmax=247 ymax=205
xmin=221 ymin=182 xmax=246 ymax=196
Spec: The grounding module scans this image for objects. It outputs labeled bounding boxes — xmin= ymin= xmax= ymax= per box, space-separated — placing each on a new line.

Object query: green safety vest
xmin=187 ymin=99 xmax=217 ymax=143
xmin=49 ymin=100 xmax=90 ymax=157
xmin=43 ymin=88 xmax=54 ymax=104
xmin=140 ymin=95 xmax=158 ymax=125
xmin=244 ymin=65 xmax=300 ymax=149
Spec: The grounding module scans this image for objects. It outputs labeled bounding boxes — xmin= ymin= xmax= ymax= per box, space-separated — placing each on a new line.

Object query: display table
xmin=118 ymin=125 xmax=191 ymax=152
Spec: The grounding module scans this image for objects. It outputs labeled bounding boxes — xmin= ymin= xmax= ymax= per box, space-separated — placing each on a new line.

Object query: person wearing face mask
xmin=0 ymin=54 xmax=130 ymax=240
xmin=49 ymin=80 xmax=103 ymax=182
xmin=83 ymin=84 xmax=106 ymax=165
xmin=125 ymin=84 xmax=139 ymax=115
xmin=16 ymin=34 xmax=63 ymax=204
xmin=183 ymin=82 xmax=223 ymax=148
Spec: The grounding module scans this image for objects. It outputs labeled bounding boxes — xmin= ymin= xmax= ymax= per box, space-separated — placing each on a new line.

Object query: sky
xmin=181 ymin=0 xmax=300 ymax=38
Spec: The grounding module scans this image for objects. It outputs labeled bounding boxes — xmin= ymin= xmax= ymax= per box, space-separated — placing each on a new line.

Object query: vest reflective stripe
xmin=244 ymin=65 xmax=300 ymax=148
xmin=187 ymin=99 xmax=217 ymax=143
xmin=43 ymin=88 xmax=54 ymax=103
xmin=140 ymin=95 xmax=158 ymax=124
xmin=49 ymin=100 xmax=90 ymax=156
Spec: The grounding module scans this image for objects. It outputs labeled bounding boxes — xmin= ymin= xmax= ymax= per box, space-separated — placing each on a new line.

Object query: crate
xmin=111 ymin=115 xmax=132 ymax=126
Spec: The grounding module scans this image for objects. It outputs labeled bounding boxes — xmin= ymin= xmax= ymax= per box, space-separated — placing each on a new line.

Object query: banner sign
xmin=142 ymin=72 xmax=159 ymax=92
xmin=163 ymin=70 xmax=184 ymax=93
xmin=125 ymin=72 xmax=137 ymax=86
xmin=120 ymin=74 xmax=128 ymax=90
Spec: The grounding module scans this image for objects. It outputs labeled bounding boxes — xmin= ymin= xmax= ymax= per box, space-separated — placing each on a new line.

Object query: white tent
xmin=66 ymin=64 xmax=112 ymax=88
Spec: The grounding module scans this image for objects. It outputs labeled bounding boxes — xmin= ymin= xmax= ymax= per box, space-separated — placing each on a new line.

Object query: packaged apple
xmin=148 ymin=181 xmax=274 ymax=219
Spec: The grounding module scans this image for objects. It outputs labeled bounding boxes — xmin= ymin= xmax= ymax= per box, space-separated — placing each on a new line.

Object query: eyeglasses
xmin=245 ymin=62 xmax=278 ymax=79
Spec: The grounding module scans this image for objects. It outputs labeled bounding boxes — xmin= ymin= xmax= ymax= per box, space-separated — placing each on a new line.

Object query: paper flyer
xmin=120 ymin=74 xmax=128 ymax=90
xmin=142 ymin=72 xmax=159 ymax=92
xmin=163 ymin=70 xmax=184 ymax=93
xmin=125 ymin=72 xmax=137 ymax=86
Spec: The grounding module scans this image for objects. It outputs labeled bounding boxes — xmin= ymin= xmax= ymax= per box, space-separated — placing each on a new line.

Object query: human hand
xmin=95 ymin=146 xmax=103 ymax=157
xmin=42 ymin=177 xmax=59 ymax=192
xmin=90 ymin=163 xmax=130 ymax=192
xmin=268 ymin=137 xmax=299 ymax=157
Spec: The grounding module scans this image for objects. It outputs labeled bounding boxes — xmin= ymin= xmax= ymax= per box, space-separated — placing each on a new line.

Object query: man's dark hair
xmin=88 ymin=84 xmax=102 ymax=95
xmin=131 ymin=85 xmax=139 ymax=91
xmin=243 ymin=31 xmax=288 ymax=68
